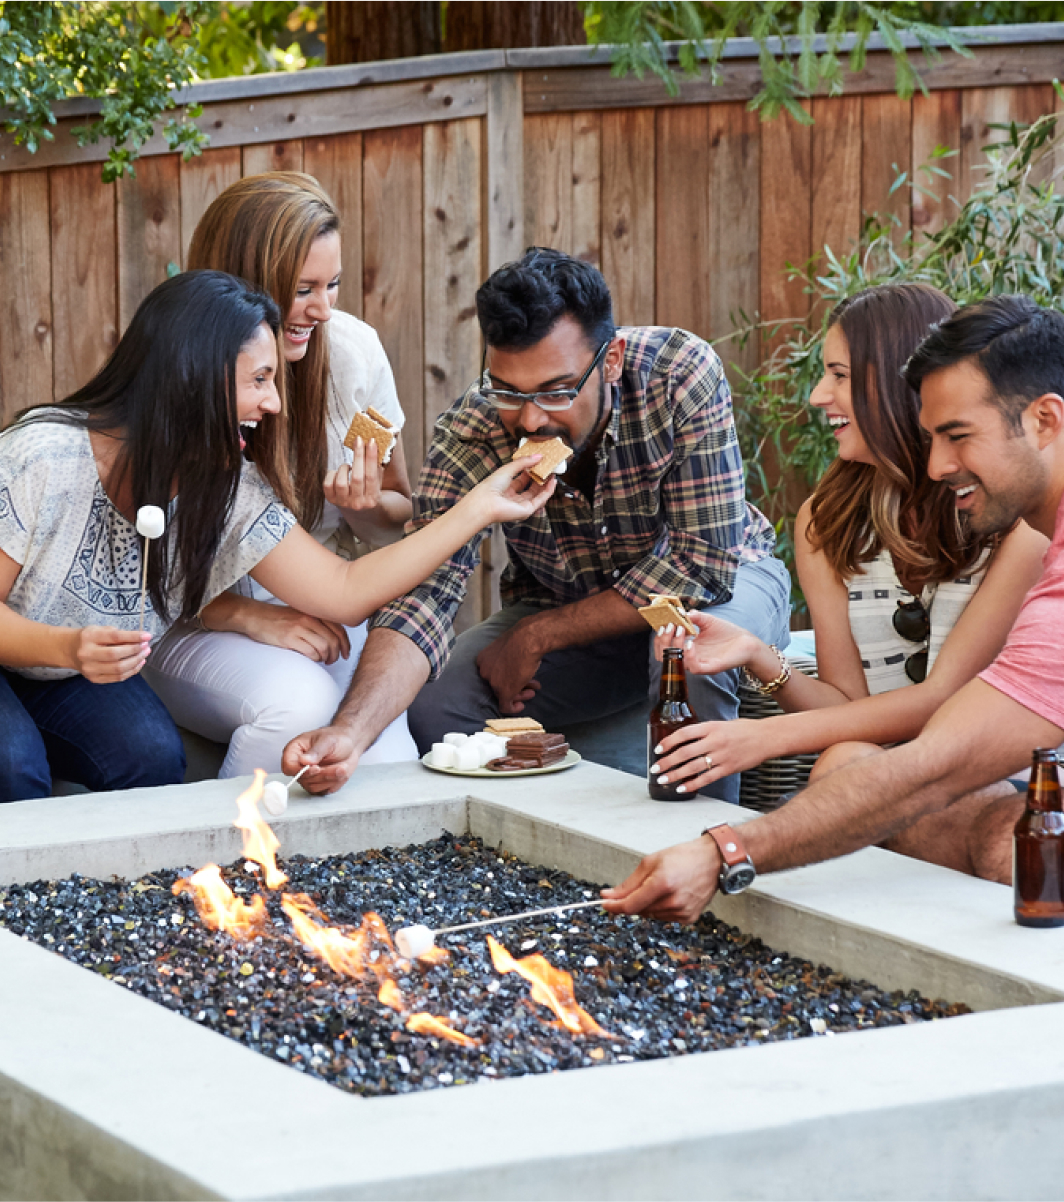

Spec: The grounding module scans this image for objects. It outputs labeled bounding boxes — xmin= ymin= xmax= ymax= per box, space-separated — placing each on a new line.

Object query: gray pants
xmin=408 ymin=556 xmax=792 ymax=803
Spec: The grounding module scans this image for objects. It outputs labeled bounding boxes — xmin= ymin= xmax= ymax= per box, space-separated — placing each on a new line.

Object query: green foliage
xmin=729 ymin=88 xmax=1064 ymax=614
xmin=583 ymin=1 xmax=980 ymax=114
xmin=0 ymin=1 xmax=322 ymax=181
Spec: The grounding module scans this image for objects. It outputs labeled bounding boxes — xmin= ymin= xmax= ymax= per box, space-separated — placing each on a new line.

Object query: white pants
xmin=144 ymin=619 xmax=417 ymax=778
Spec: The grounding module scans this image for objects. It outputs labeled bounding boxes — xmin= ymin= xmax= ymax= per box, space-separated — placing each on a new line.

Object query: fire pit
xmin=3 ymin=761 xmax=1064 ymax=1199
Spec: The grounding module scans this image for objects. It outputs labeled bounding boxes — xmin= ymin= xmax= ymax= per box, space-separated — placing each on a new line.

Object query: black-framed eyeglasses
xmin=477 ymin=339 xmax=611 ymax=412
xmin=893 ymin=598 xmax=930 ymax=684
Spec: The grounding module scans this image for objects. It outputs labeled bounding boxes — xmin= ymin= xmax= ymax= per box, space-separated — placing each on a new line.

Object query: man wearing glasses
xmin=283 ymin=248 xmax=790 ymax=798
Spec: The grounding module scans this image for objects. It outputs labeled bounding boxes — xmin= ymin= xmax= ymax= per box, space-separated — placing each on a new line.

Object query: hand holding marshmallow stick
xmin=261 ymin=764 xmax=312 ymax=816
xmin=134 ymin=506 xmax=166 ymax=634
xmin=395 ymin=898 xmax=603 ymax=960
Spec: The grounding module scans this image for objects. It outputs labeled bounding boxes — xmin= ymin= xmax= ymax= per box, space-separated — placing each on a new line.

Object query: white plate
xmin=420 ymin=749 xmax=582 ymax=778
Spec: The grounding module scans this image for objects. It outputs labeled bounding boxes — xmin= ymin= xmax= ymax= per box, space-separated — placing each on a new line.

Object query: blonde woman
xmin=146 ymin=173 xmax=417 ymax=777
xmin=650 ymin=283 xmax=1047 ymax=797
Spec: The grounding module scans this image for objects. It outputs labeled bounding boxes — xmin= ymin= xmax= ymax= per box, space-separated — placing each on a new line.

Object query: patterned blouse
xmin=0 ymin=417 xmax=295 ymax=679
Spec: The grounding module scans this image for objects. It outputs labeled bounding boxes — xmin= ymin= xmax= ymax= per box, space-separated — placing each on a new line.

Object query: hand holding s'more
xmin=343 ymin=406 xmax=396 ymax=466
xmin=637 ymin=593 xmax=698 ymax=637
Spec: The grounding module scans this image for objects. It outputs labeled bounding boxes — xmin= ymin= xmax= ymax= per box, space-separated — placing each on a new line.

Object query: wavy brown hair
xmin=807 ymin=283 xmax=997 ymax=588
xmin=189 ymin=171 xmax=340 ymax=529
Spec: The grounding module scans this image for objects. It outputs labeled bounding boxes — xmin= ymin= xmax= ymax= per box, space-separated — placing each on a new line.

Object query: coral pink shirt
xmin=981 ymin=494 xmax=1064 ymax=730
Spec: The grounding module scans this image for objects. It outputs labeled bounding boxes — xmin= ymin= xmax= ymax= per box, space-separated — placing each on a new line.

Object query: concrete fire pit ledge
xmin=3 ymin=760 xmax=1064 ymax=1201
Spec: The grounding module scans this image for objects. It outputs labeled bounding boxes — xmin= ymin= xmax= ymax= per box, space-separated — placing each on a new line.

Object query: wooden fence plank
xmin=524 ymin=113 xmax=572 ymax=252
xmin=304 ymin=132 xmax=364 ymax=320
xmin=485 ymin=71 xmax=525 ymax=271
xmin=571 ymin=111 xmax=602 ymax=265
xmin=861 ymin=93 xmax=912 ymax=248
xmin=0 ymin=171 xmax=52 ymax=423
xmin=601 ymin=108 xmax=655 ymax=328
xmin=708 ymin=102 xmax=760 ymax=374
xmin=654 ymin=105 xmax=710 ymax=340
xmin=760 ymin=106 xmax=812 ymax=347
xmin=363 ymin=125 xmax=425 ymax=470
xmin=116 ymin=156 xmax=181 ymax=332
xmin=179 ymin=147 xmax=242 ymax=265
xmin=910 ymin=90 xmax=962 ymax=239
xmin=50 ymin=163 xmax=117 ymax=398
xmin=810 ymin=94 xmax=863 ymax=288
xmin=423 ymin=118 xmax=484 ymax=627
xmin=243 ymin=139 xmax=305 ymax=176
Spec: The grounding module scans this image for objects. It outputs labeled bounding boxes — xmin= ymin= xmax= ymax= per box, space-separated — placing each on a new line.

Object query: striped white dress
xmin=846 ymin=548 xmax=990 ymax=695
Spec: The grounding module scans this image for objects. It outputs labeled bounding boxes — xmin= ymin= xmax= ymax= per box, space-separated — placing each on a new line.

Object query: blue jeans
xmin=408 ymin=556 xmax=792 ymax=803
xmin=0 ymin=669 xmax=186 ymax=802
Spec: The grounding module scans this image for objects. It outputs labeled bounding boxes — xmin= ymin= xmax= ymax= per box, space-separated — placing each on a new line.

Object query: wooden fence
xmin=2 ymin=29 xmax=1062 ymax=621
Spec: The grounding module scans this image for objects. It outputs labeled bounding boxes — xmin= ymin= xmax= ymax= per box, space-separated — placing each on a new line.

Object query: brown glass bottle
xmin=1014 ymin=748 xmax=1064 ymax=928
xmin=648 ymin=647 xmax=700 ymax=801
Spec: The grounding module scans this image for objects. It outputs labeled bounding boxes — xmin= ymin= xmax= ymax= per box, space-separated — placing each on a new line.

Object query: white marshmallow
xmin=554 ymin=459 xmax=569 ymax=475
xmin=453 ymin=744 xmax=482 ymax=771
xmin=135 ymin=505 xmax=166 ymax=540
xmin=395 ymin=924 xmax=435 ymax=960
xmin=442 ymin=732 xmax=469 ymax=747
xmin=261 ymin=780 xmax=288 ymax=816
xmin=429 ymin=743 xmax=458 ymax=769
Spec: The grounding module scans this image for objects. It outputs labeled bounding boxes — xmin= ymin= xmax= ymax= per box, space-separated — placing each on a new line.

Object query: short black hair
xmin=904 ymin=294 xmax=1064 ymax=432
xmin=475 ymin=247 xmax=615 ymax=351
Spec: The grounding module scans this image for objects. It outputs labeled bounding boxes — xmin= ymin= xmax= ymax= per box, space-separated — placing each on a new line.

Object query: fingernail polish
xmin=676 ymin=785 xmax=686 ymax=794
xmin=650 ymin=763 xmax=660 ymax=774
xmin=654 ymin=744 xmax=664 ymax=755
xmin=658 ymin=775 xmax=669 ymax=785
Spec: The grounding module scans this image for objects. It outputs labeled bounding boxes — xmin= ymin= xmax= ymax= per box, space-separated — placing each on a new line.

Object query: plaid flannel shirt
xmin=371 ymin=326 xmax=776 ymax=678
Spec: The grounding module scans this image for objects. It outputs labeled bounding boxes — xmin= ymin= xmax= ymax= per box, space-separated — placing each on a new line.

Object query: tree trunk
xmin=325 ymin=2 xmax=585 ymax=65
xmin=444 ymin=2 xmax=586 ymax=52
xmin=325 ymin=2 xmax=442 ymax=65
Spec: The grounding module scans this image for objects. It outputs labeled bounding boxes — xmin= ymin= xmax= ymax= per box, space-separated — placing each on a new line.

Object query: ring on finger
xmin=704 ymin=754 xmax=713 ymax=768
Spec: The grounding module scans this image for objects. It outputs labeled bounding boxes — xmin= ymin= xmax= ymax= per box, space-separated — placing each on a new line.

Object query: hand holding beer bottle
xmin=648 ymin=647 xmax=700 ymax=801
xmin=1014 ymin=748 xmax=1064 ymax=928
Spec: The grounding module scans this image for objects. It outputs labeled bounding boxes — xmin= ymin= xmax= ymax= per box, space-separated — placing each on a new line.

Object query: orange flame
xmin=172 ymin=864 xmax=267 ymax=939
xmin=234 ymin=769 xmax=287 ymax=890
xmin=487 ymin=935 xmax=609 ymax=1037
xmin=280 ymin=894 xmax=399 ymax=992
xmin=406 ymin=1012 xmax=480 ymax=1047
xmin=415 ymin=946 xmax=451 ymax=967
xmin=378 ymin=979 xmax=405 ymax=1011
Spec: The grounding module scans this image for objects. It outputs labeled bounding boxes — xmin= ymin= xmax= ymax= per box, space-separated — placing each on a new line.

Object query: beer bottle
xmin=1013 ymin=747 xmax=1064 ymax=928
xmin=648 ymin=647 xmax=700 ymax=801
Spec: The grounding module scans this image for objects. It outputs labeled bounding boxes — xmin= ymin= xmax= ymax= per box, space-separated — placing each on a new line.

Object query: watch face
xmin=721 ymin=863 xmax=756 ymax=894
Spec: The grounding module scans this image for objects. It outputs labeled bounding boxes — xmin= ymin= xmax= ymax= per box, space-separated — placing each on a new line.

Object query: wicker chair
xmin=737 ymin=652 xmax=820 ymax=812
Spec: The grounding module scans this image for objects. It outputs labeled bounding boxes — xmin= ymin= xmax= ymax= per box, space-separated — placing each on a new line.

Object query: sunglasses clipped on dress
xmin=893 ymin=597 xmax=930 ymax=684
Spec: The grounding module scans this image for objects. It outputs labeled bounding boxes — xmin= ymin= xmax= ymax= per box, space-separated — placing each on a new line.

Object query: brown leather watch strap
xmin=702 ymin=824 xmax=749 ymax=868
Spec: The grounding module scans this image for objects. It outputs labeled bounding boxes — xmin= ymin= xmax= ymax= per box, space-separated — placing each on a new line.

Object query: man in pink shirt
xmin=606 ymin=295 xmax=1064 ymax=921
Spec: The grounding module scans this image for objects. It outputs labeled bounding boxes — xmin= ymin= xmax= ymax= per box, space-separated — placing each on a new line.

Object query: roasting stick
xmin=261 ymin=764 xmax=312 ymax=816
xmin=395 ymin=899 xmax=602 ymax=959
xmin=135 ymin=506 xmax=166 ymax=633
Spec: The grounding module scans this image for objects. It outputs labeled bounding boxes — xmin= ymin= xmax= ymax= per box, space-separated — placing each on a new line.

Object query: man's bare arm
xmin=281 ymin=627 xmax=429 ymax=793
xmin=606 ymin=679 xmax=1063 ymax=921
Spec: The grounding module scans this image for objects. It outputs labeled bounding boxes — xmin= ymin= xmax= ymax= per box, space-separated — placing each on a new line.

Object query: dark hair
xmin=475 ymin=247 xmax=615 ymax=351
xmin=189 ymin=171 xmax=341 ymax=528
xmin=807 ymin=283 xmax=995 ymax=587
xmin=14 ymin=270 xmax=281 ymax=623
xmin=903 ymin=295 xmax=1064 ymax=434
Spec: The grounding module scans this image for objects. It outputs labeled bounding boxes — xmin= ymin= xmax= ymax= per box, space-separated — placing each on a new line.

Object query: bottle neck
xmin=1027 ymin=757 xmax=1063 ymax=812
xmin=658 ymin=651 xmax=689 ymax=703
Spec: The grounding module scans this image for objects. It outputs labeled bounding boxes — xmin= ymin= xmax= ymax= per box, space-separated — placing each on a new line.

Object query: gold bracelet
xmin=740 ymin=645 xmax=792 ymax=696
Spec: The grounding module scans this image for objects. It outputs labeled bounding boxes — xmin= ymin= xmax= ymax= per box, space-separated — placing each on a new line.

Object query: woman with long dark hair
xmin=145 ymin=172 xmax=419 ymax=777
xmin=649 ymin=283 xmax=1047 ymax=796
xmin=0 ymin=271 xmax=553 ymax=802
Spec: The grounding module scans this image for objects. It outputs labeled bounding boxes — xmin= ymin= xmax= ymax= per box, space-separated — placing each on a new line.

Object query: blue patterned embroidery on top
xmin=0 ymin=486 xmax=26 ymax=532
xmin=62 ymin=492 xmax=149 ymax=618
xmin=241 ymin=504 xmax=291 ymax=546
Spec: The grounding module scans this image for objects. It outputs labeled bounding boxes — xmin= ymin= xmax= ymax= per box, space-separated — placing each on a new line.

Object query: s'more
xmin=343 ymin=406 xmax=396 ymax=466
xmin=637 ymin=592 xmax=698 ymax=636
xmin=512 ymin=436 xmax=572 ymax=484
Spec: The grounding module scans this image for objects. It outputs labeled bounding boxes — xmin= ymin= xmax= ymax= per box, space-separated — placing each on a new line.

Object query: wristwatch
xmin=702 ymin=824 xmax=756 ymax=895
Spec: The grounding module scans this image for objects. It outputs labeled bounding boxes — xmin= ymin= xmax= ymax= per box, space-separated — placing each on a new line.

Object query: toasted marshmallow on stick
xmin=512 ymin=436 xmax=572 ymax=484
xmin=343 ymin=406 xmax=396 ymax=466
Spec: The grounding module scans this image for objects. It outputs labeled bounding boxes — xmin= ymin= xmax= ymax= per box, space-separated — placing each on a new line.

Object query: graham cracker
xmin=343 ymin=409 xmax=395 ymax=466
xmin=484 ymin=717 xmax=544 ymax=734
xmin=512 ymin=436 xmax=572 ymax=484
xmin=637 ymin=598 xmax=698 ymax=636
